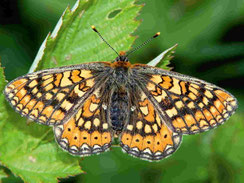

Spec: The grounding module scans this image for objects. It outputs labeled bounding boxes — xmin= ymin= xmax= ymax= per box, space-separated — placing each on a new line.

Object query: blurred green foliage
xmin=0 ymin=0 xmax=244 ymax=182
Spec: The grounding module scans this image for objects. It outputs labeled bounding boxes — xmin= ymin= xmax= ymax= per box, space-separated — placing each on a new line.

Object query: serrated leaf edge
xmin=147 ymin=43 xmax=178 ymax=68
xmin=28 ymin=0 xmax=86 ymax=73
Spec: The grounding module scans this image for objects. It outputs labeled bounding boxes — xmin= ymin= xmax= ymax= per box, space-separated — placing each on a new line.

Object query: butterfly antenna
xmin=91 ymin=25 xmax=120 ymax=57
xmin=126 ymin=32 xmax=160 ymax=57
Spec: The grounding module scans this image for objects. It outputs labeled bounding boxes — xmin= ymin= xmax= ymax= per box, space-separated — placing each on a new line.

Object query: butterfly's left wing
xmin=131 ymin=64 xmax=238 ymax=135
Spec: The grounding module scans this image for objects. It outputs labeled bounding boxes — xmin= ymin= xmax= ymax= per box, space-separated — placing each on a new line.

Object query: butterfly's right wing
xmin=4 ymin=62 xmax=113 ymax=126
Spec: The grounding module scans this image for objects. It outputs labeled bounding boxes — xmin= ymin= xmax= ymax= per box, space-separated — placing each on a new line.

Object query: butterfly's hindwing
xmin=53 ymin=82 xmax=113 ymax=156
xmin=120 ymin=86 xmax=182 ymax=161
xmin=131 ymin=64 xmax=238 ymax=134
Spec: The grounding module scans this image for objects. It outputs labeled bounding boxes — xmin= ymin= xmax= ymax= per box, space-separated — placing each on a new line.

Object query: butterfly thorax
xmin=111 ymin=60 xmax=131 ymax=69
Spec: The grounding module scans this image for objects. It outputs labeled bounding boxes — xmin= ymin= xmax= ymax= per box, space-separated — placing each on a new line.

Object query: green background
xmin=0 ymin=0 xmax=244 ymax=182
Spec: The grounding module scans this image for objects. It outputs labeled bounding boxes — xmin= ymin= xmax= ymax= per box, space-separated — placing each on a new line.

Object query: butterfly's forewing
xmin=120 ymin=87 xmax=182 ymax=161
xmin=4 ymin=62 xmax=112 ymax=126
xmin=54 ymin=84 xmax=113 ymax=156
xmin=131 ymin=64 xmax=238 ymax=135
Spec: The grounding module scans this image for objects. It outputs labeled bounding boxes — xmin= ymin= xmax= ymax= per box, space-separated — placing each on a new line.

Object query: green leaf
xmin=208 ymin=113 xmax=244 ymax=182
xmin=31 ymin=0 xmax=141 ymax=71
xmin=0 ymin=67 xmax=82 ymax=183
xmin=0 ymin=29 xmax=32 ymax=81
xmin=135 ymin=0 xmax=244 ymax=56
xmin=0 ymin=61 xmax=7 ymax=90
xmin=0 ymin=168 xmax=8 ymax=180
xmin=147 ymin=44 xmax=177 ymax=70
xmin=0 ymin=0 xmax=142 ymax=182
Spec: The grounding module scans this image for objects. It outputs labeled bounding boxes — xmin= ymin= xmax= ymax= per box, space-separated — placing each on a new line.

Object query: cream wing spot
xmin=45 ymin=93 xmax=53 ymax=100
xmin=175 ymin=101 xmax=184 ymax=109
xmin=42 ymin=77 xmax=54 ymax=87
xmin=75 ymin=109 xmax=82 ymax=121
xmin=13 ymin=96 xmax=19 ymax=103
xmin=156 ymin=114 xmax=161 ymax=127
xmin=89 ymin=103 xmax=98 ymax=112
xmin=60 ymin=72 xmax=73 ymax=87
xmin=188 ymin=93 xmax=197 ymax=100
xmin=84 ymin=121 xmax=91 ymax=130
xmin=31 ymin=87 xmax=38 ymax=95
xmin=140 ymin=106 xmax=149 ymax=115
xmin=74 ymin=85 xmax=85 ymax=97
xmin=152 ymin=124 xmax=158 ymax=133
xmin=127 ymin=125 xmax=133 ymax=131
xmin=28 ymin=80 xmax=38 ymax=88
xmin=205 ymin=90 xmax=213 ymax=98
xmin=44 ymin=84 xmax=54 ymax=91
xmin=22 ymin=108 xmax=29 ymax=114
xmin=103 ymin=123 xmax=108 ymax=130
xmin=78 ymin=117 xmax=85 ymax=127
xmin=86 ymin=79 xmax=95 ymax=87
xmin=136 ymin=121 xmax=143 ymax=130
xmin=36 ymin=92 xmax=42 ymax=98
xmin=144 ymin=124 xmax=152 ymax=133
xmin=187 ymin=102 xmax=195 ymax=109
xmin=227 ymin=105 xmax=232 ymax=112
xmin=203 ymin=97 xmax=209 ymax=105
xmin=165 ymin=107 xmax=178 ymax=118
xmin=19 ymin=88 xmax=27 ymax=97
xmin=169 ymin=78 xmax=181 ymax=94
xmin=80 ymin=70 xmax=92 ymax=78
xmin=198 ymin=102 xmax=204 ymax=108
xmin=11 ymin=100 xmax=17 ymax=106
xmin=42 ymin=75 xmax=52 ymax=80
xmin=93 ymin=118 xmax=100 ymax=127
xmin=61 ymin=100 xmax=73 ymax=111
xmin=102 ymin=104 xmax=107 ymax=110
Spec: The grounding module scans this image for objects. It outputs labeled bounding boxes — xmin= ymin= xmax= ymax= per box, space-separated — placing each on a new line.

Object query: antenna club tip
xmin=153 ymin=32 xmax=160 ymax=38
xmin=91 ymin=25 xmax=97 ymax=32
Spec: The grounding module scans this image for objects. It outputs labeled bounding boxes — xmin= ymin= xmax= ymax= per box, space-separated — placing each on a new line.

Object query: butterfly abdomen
xmin=109 ymin=89 xmax=129 ymax=133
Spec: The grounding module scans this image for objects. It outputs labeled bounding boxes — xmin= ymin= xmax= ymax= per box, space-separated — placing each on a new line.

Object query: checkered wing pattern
xmin=54 ymin=84 xmax=112 ymax=156
xmin=131 ymin=64 xmax=238 ymax=135
xmin=120 ymin=87 xmax=182 ymax=161
xmin=4 ymin=62 xmax=112 ymax=126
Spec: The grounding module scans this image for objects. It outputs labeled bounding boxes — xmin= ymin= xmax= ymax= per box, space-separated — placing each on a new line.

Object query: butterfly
xmin=4 ymin=26 xmax=238 ymax=161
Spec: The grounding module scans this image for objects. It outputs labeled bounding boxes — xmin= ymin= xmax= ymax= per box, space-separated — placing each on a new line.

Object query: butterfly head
xmin=115 ymin=51 xmax=129 ymax=62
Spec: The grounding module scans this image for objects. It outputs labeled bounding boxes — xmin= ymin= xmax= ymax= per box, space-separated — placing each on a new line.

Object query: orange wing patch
xmin=120 ymin=89 xmax=182 ymax=161
xmin=54 ymin=87 xmax=112 ymax=156
xmin=54 ymin=116 xmax=112 ymax=155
